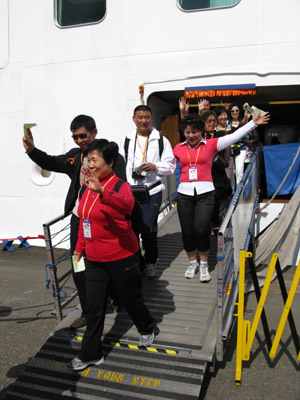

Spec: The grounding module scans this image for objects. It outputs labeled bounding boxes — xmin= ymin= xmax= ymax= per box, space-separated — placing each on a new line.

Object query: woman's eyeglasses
xmin=231 ymin=110 xmax=239 ymax=113
xmin=72 ymin=133 xmax=87 ymax=140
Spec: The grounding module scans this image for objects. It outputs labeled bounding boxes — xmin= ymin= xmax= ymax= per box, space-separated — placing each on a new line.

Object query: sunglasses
xmin=72 ymin=133 xmax=87 ymax=140
xmin=231 ymin=110 xmax=239 ymax=113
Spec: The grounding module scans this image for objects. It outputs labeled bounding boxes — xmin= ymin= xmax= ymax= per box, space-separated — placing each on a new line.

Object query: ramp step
xmin=5 ymin=329 xmax=206 ymax=400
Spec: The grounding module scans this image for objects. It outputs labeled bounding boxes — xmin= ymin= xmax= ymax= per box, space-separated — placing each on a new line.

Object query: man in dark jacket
xmin=23 ymin=115 xmax=126 ymax=328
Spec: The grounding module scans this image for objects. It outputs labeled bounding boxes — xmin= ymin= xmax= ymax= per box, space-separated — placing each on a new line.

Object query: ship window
xmin=56 ymin=0 xmax=106 ymax=27
xmin=178 ymin=0 xmax=239 ymax=11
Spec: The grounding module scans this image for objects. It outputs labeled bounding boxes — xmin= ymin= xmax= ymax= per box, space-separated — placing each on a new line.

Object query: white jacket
xmin=119 ymin=128 xmax=176 ymax=195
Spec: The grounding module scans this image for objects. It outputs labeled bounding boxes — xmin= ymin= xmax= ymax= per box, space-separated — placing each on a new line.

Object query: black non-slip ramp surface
xmin=4 ymin=328 xmax=207 ymax=399
xmin=4 ymin=209 xmax=218 ymax=399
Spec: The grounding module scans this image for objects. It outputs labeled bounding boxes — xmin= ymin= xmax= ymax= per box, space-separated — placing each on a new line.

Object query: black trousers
xmin=78 ymin=252 xmax=155 ymax=361
xmin=177 ymin=190 xmax=215 ymax=253
xmin=70 ymin=214 xmax=88 ymax=317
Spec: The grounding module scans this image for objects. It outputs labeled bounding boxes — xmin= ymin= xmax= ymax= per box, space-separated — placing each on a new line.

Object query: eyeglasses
xmin=206 ymin=119 xmax=217 ymax=124
xmin=231 ymin=110 xmax=239 ymax=113
xmin=72 ymin=133 xmax=87 ymax=140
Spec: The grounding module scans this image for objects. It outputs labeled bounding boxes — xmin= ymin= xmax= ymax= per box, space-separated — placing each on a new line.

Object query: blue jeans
xmin=139 ymin=191 xmax=162 ymax=264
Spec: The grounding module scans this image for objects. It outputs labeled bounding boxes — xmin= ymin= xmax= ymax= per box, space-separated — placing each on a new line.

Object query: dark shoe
xmin=70 ymin=316 xmax=87 ymax=329
xmin=68 ymin=356 xmax=104 ymax=371
xmin=145 ymin=263 xmax=156 ymax=279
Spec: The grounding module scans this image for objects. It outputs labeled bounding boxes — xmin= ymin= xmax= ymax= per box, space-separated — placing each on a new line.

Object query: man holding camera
xmin=119 ymin=105 xmax=175 ymax=278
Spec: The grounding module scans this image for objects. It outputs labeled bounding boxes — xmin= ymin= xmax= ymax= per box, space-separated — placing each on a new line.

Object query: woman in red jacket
xmin=68 ymin=139 xmax=155 ymax=371
xmin=173 ymin=112 xmax=270 ymax=282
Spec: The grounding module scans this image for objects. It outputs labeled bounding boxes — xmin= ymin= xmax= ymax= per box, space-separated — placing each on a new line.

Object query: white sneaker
xmin=146 ymin=263 xmax=156 ymax=279
xmin=68 ymin=356 xmax=104 ymax=371
xmin=200 ymin=265 xmax=211 ymax=282
xmin=139 ymin=332 xmax=155 ymax=347
xmin=184 ymin=263 xmax=199 ymax=279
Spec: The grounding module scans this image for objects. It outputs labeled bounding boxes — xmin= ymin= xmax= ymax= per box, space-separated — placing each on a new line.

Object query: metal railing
xmin=216 ymin=149 xmax=261 ymax=361
xmin=42 ymin=174 xmax=177 ymax=320
xmin=43 ymin=213 xmax=76 ymax=320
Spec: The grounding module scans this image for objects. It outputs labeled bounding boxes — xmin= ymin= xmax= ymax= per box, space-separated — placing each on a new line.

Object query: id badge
xmin=189 ymin=166 xmax=198 ymax=181
xmin=82 ymin=218 xmax=92 ymax=239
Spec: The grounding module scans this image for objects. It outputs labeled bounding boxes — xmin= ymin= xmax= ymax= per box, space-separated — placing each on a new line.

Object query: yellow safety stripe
xmin=76 ymin=336 xmax=178 ymax=355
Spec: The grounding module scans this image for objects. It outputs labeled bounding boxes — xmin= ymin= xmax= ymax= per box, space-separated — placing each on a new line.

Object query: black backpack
xmin=113 ymin=180 xmax=143 ymax=228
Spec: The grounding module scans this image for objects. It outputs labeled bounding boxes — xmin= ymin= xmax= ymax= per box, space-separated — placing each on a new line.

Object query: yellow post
xmin=244 ymin=253 xmax=278 ymax=358
xmin=269 ymin=259 xmax=300 ymax=359
xmin=235 ymin=250 xmax=252 ymax=385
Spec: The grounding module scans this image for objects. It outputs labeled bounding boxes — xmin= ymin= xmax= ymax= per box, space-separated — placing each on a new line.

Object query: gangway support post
xmin=235 ymin=252 xmax=300 ymax=384
xmin=269 ymin=258 xmax=300 ymax=359
xmin=235 ymin=252 xmax=277 ymax=385
xmin=244 ymin=253 xmax=278 ymax=358
xmin=235 ymin=250 xmax=252 ymax=386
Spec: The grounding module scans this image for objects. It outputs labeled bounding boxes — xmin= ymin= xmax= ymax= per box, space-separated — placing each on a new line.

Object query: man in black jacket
xmin=23 ymin=115 xmax=126 ymax=328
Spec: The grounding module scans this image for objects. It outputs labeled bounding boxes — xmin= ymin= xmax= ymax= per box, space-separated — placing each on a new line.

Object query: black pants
xmin=70 ymin=214 xmax=88 ymax=317
xmin=138 ymin=191 xmax=162 ymax=264
xmin=177 ymin=191 xmax=215 ymax=253
xmin=78 ymin=253 xmax=155 ymax=361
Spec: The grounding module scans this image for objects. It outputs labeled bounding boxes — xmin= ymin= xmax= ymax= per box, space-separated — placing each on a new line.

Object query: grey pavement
xmin=0 ymin=244 xmax=299 ymax=399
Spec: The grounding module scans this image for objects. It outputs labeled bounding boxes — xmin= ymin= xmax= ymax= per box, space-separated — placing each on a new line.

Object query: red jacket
xmin=76 ymin=173 xmax=138 ymax=262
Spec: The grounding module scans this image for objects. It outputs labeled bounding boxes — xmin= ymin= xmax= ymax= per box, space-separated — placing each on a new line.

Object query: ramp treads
xmin=4 ymin=210 xmax=216 ymax=399
xmin=4 ymin=328 xmax=206 ymax=400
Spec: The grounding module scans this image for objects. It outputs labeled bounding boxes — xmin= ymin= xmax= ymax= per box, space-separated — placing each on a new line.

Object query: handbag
xmin=212 ymin=153 xmax=229 ymax=172
xmin=130 ymin=185 xmax=149 ymax=203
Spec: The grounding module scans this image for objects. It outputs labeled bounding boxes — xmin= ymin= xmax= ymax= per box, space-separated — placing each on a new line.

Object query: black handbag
xmin=131 ymin=185 xmax=149 ymax=203
xmin=212 ymin=153 xmax=229 ymax=172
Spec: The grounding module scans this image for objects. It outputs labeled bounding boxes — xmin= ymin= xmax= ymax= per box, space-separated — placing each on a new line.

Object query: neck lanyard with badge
xmin=131 ymin=134 xmax=149 ymax=178
xmin=186 ymin=144 xmax=201 ymax=181
xmin=81 ymin=174 xmax=115 ymax=239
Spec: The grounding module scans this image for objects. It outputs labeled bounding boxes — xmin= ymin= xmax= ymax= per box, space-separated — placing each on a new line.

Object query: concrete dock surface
xmin=0 ymin=243 xmax=299 ymax=400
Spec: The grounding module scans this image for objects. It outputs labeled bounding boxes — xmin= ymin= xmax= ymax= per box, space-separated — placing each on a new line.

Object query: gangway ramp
xmin=4 ymin=208 xmax=219 ymax=400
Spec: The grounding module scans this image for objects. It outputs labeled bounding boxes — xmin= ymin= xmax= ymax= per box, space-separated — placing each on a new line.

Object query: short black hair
xmin=133 ymin=105 xmax=152 ymax=116
xmin=70 ymin=115 xmax=96 ymax=133
xmin=86 ymin=139 xmax=119 ymax=166
xmin=214 ymin=105 xmax=228 ymax=118
xmin=180 ymin=114 xmax=205 ymax=132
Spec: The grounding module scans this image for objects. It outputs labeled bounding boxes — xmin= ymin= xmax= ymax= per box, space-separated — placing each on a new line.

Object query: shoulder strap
xmin=158 ymin=134 xmax=164 ymax=159
xmin=113 ymin=180 xmax=125 ymax=193
xmin=124 ymin=134 xmax=163 ymax=162
xmin=124 ymin=137 xmax=130 ymax=165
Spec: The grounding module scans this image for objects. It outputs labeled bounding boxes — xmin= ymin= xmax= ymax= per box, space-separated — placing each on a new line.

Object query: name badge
xmin=82 ymin=218 xmax=92 ymax=239
xmin=189 ymin=166 xmax=198 ymax=181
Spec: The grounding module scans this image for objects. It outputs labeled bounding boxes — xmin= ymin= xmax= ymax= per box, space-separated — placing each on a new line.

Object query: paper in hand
xmin=72 ymin=255 xmax=86 ymax=273
xmin=23 ymin=123 xmax=37 ymax=139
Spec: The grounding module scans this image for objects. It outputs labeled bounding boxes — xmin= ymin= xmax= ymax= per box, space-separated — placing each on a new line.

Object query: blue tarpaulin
xmin=263 ymin=143 xmax=300 ymax=196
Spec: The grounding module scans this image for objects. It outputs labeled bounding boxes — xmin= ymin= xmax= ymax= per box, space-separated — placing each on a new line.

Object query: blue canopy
xmin=263 ymin=143 xmax=300 ymax=196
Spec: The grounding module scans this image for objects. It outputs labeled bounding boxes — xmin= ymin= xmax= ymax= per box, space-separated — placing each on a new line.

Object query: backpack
xmin=113 ymin=180 xmax=143 ymax=228
xmin=123 ymin=134 xmax=164 ymax=165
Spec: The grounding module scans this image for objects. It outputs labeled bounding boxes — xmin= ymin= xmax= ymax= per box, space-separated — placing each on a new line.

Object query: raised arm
xmin=179 ymin=96 xmax=189 ymax=120
xmin=217 ymin=112 xmax=270 ymax=151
